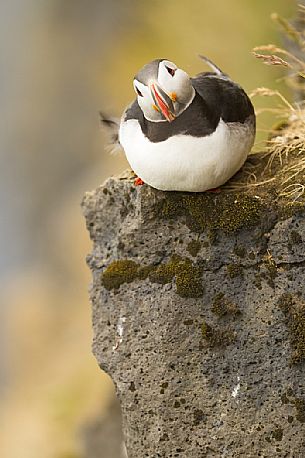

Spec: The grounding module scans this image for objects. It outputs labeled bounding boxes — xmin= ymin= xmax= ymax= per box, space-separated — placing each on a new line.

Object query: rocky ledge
xmin=82 ymin=172 xmax=305 ymax=458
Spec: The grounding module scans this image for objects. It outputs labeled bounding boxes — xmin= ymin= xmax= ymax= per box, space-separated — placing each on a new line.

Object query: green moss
xmin=277 ymin=293 xmax=305 ymax=364
xmin=137 ymin=265 xmax=154 ymax=280
xmin=278 ymin=201 xmax=305 ymax=220
xmin=173 ymin=256 xmax=204 ymax=297
xmin=149 ymin=263 xmax=175 ymax=284
xmin=187 ymin=240 xmax=201 ymax=257
xmin=201 ymin=321 xmax=236 ymax=347
xmin=159 ymin=192 xmax=264 ymax=234
xmin=207 ymin=229 xmax=217 ymax=244
xmin=101 ymin=260 xmax=139 ymax=290
xmin=102 ymin=255 xmax=203 ymax=298
xmin=226 ymin=263 xmax=243 ymax=279
xmin=211 ymin=293 xmax=240 ymax=317
xmin=149 ymin=255 xmax=203 ymax=297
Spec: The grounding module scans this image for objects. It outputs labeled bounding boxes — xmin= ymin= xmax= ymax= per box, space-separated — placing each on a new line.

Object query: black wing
xmin=191 ymin=73 xmax=255 ymax=124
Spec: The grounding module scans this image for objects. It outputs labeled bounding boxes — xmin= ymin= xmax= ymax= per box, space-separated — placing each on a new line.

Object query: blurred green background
xmin=0 ymin=1 xmax=295 ymax=457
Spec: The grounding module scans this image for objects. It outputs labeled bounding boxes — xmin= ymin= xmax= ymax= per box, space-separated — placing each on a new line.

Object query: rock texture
xmin=82 ymin=173 xmax=305 ymax=458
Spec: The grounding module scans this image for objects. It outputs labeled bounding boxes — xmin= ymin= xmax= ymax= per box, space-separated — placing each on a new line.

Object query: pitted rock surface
xmin=82 ymin=174 xmax=305 ymax=458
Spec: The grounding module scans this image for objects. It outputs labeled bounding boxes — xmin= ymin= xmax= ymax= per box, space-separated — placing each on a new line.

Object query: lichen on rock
xmin=277 ymin=293 xmax=305 ymax=364
xmin=211 ymin=293 xmax=240 ymax=317
xmin=158 ymin=192 xmax=265 ymax=234
xmin=201 ymin=321 xmax=236 ymax=347
xmin=101 ymin=255 xmax=204 ymax=298
xmin=101 ymin=260 xmax=139 ymax=290
xmin=186 ymin=239 xmax=201 ymax=257
xmin=226 ymin=263 xmax=244 ymax=279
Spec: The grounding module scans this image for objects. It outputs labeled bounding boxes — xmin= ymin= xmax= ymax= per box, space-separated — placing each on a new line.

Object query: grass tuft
xmin=226 ymin=7 xmax=305 ymax=203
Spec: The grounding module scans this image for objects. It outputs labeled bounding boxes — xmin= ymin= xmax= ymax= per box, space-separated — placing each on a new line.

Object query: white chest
xmin=119 ymin=118 xmax=254 ymax=192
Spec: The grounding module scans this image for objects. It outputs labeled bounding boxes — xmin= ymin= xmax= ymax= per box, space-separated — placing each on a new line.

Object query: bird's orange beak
xmin=151 ymin=83 xmax=175 ymax=122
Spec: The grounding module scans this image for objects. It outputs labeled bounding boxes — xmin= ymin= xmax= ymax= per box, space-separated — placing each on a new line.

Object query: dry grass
xmin=227 ymin=6 xmax=305 ymax=203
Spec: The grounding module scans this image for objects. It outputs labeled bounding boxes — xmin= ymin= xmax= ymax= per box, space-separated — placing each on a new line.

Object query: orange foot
xmin=206 ymin=187 xmax=221 ymax=193
xmin=134 ymin=177 xmax=144 ymax=186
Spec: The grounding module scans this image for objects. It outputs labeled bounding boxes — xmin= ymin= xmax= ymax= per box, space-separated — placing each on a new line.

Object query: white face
xmin=133 ymin=60 xmax=195 ymax=123
xmin=133 ymin=79 xmax=162 ymax=122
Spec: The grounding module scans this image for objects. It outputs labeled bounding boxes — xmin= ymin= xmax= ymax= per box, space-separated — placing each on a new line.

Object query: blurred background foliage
xmin=0 ymin=0 xmax=296 ymax=457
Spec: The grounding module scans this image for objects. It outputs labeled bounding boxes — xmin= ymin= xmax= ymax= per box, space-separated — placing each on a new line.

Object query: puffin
xmin=103 ymin=56 xmax=256 ymax=192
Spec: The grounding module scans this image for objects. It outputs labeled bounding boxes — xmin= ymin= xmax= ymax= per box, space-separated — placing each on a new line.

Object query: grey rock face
xmin=82 ymin=174 xmax=305 ymax=458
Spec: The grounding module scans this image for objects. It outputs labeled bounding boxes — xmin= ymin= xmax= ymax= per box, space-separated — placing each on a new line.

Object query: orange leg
xmin=134 ymin=177 xmax=144 ymax=186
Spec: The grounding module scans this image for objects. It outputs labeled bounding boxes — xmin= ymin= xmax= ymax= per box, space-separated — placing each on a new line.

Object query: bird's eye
xmin=135 ymin=87 xmax=143 ymax=97
xmin=166 ymin=66 xmax=176 ymax=77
